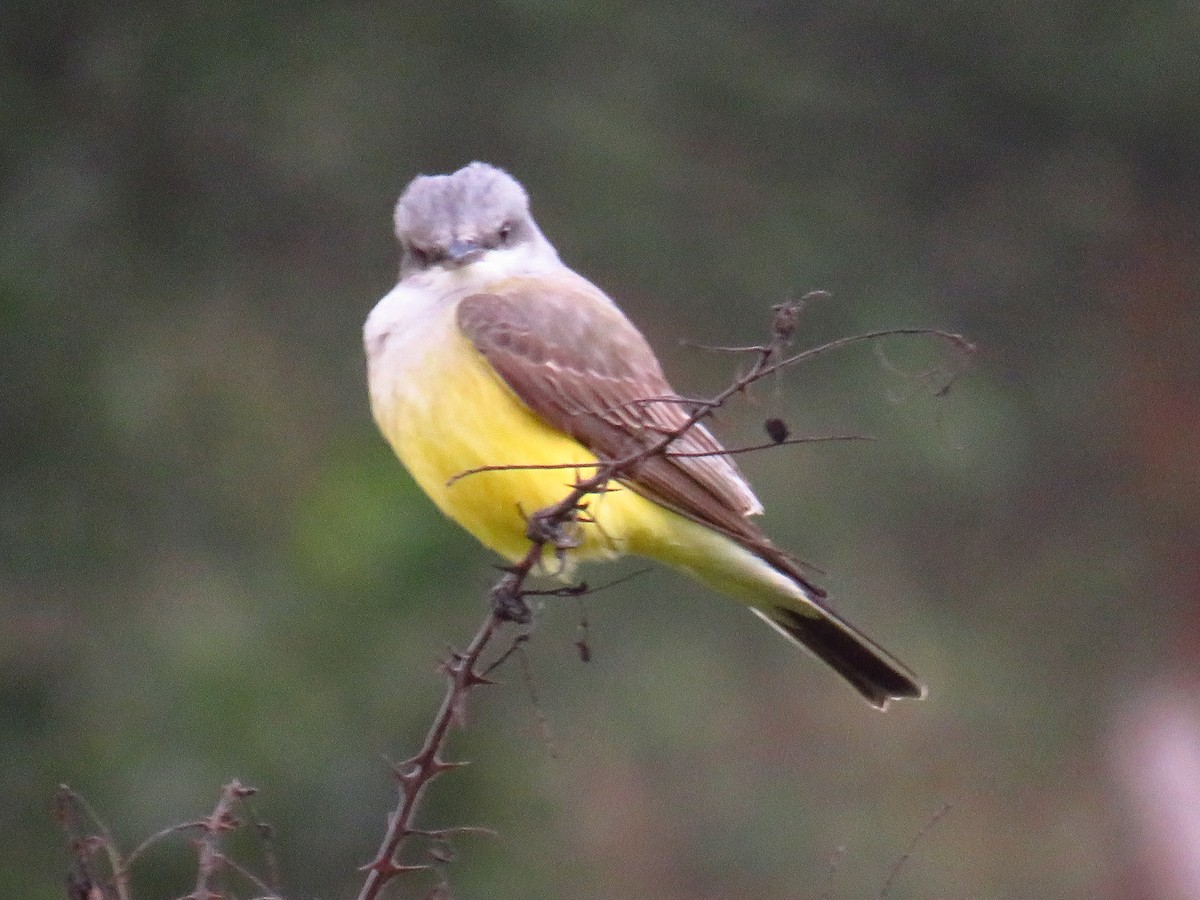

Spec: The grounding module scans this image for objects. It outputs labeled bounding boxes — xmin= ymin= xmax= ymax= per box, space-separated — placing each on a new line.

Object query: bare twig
xmin=356 ymin=611 xmax=506 ymax=900
xmin=119 ymin=821 xmax=214 ymax=876
xmin=577 ymin=394 xmax=710 ymax=415
xmin=57 ymin=785 xmax=127 ymax=900
xmin=214 ymin=849 xmax=287 ymax=899
xmin=191 ymin=779 xmax=263 ymax=899
xmin=445 ymin=433 xmax=872 ymax=485
xmin=445 ymin=460 xmax=600 ymax=485
xmin=57 ymin=781 xmax=283 ymax=900
xmin=665 ymin=433 xmax=872 ymax=459
xmin=879 ymin=802 xmax=952 ymax=898
xmin=763 ymin=327 xmax=974 ymax=382
xmin=243 ymin=797 xmax=284 ymax=896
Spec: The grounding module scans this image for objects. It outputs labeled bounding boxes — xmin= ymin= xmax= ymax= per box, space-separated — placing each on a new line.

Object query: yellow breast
xmin=368 ymin=300 xmax=654 ymax=565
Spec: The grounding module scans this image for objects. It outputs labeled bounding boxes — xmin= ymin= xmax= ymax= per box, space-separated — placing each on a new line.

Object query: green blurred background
xmin=5 ymin=3 xmax=1200 ymax=898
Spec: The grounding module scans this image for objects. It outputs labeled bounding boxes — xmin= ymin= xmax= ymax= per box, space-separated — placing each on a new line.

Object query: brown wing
xmin=456 ymin=279 xmax=824 ymax=577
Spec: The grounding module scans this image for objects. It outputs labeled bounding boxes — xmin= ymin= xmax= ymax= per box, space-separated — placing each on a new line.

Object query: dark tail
xmin=753 ymin=604 xmax=924 ymax=709
xmin=735 ymin=540 xmax=924 ymax=709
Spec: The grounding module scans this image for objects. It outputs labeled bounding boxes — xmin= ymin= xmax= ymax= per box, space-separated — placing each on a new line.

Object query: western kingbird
xmin=364 ymin=162 xmax=923 ymax=709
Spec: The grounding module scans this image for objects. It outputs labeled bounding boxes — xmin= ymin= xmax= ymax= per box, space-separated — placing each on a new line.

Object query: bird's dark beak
xmin=446 ymin=237 xmax=484 ymax=266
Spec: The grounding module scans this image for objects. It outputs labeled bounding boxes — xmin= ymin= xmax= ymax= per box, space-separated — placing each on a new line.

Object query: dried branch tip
xmin=770 ymin=301 xmax=801 ymax=344
xmin=771 ymin=289 xmax=828 ymax=345
xmin=764 ymin=418 xmax=790 ymax=443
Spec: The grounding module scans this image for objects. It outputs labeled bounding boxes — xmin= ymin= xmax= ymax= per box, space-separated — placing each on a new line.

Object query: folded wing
xmin=457 ymin=280 xmax=826 ymax=598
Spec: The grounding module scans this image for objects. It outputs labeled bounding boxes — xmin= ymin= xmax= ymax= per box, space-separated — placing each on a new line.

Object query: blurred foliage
xmin=4 ymin=2 xmax=1200 ymax=898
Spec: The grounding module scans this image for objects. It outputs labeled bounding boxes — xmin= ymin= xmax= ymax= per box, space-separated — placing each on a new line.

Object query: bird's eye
xmin=497 ymin=223 xmax=513 ymax=244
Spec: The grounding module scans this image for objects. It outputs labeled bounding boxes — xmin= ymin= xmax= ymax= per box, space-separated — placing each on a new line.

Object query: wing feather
xmin=456 ymin=279 xmax=788 ymax=552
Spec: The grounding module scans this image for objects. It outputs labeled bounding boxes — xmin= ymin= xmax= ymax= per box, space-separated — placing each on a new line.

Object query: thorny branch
xmin=58 ymin=785 xmax=127 ymax=900
xmin=191 ymin=780 xmax=273 ymax=900
xmin=356 ymin=613 xmax=506 ymax=900
xmin=54 ymin=297 xmax=969 ymax=900
xmin=358 ymin=294 xmax=972 ymax=898
xmin=56 ymin=780 xmax=283 ymax=900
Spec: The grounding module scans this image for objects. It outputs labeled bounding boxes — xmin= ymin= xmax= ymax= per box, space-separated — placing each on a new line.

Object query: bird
xmin=363 ymin=162 xmax=923 ymax=709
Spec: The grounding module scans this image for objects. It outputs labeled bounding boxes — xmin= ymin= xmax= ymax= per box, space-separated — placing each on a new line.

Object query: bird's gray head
xmin=393 ymin=162 xmax=556 ymax=277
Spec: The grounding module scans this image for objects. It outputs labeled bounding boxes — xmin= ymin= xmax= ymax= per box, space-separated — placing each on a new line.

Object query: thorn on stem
xmin=463 ymin=667 xmax=498 ymax=688
xmin=390 ymin=760 xmax=422 ymax=789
